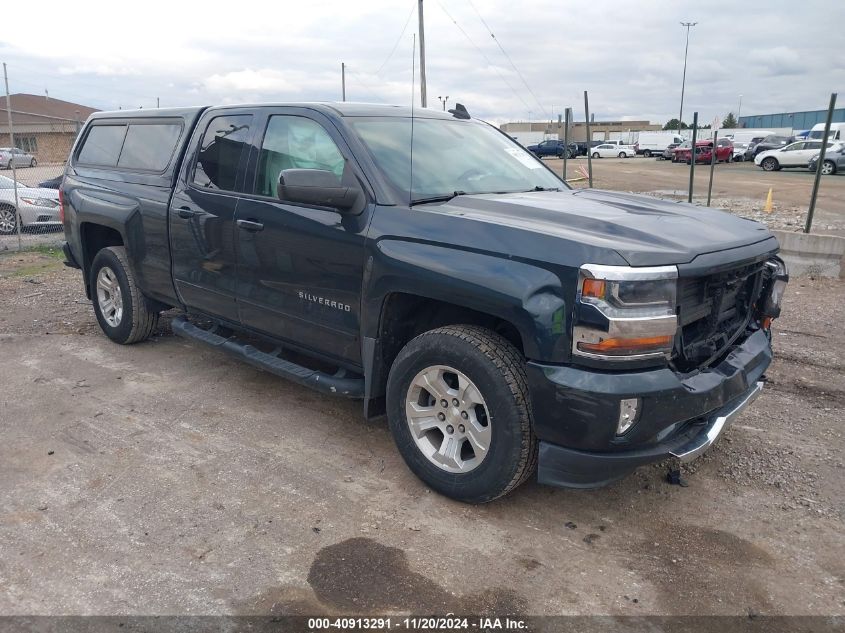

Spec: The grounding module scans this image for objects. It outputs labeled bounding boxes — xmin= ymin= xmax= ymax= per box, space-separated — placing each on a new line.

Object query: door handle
xmin=177 ymin=207 xmax=198 ymax=219
xmin=237 ymin=219 xmax=264 ymax=232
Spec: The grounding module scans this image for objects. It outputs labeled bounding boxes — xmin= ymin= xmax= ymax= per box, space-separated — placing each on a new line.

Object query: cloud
xmin=0 ymin=0 xmax=840 ymax=126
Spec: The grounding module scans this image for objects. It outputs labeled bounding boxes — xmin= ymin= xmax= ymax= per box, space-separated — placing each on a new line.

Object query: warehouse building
xmin=500 ymin=119 xmax=661 ymax=144
xmin=739 ymin=108 xmax=845 ymax=131
xmin=0 ymin=93 xmax=98 ymax=163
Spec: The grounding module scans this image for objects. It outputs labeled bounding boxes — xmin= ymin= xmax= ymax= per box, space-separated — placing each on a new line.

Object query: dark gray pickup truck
xmin=60 ymin=102 xmax=788 ymax=502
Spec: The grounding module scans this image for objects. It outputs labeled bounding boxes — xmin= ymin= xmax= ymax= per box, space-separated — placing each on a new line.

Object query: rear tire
xmin=90 ymin=246 xmax=159 ymax=345
xmin=591 ymin=152 xmax=600 ymax=158
xmin=643 ymin=150 xmax=652 ymax=158
xmin=386 ymin=325 xmax=537 ymax=503
xmin=618 ymin=151 xmax=627 ymax=158
xmin=30 ymin=158 xmax=37 ymax=167
xmin=761 ymin=157 xmax=779 ymax=171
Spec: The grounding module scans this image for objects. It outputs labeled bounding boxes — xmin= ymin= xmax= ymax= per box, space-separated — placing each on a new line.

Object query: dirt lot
xmin=0 ymin=250 xmax=842 ymax=617
xmin=543 ymin=156 xmax=845 ymax=236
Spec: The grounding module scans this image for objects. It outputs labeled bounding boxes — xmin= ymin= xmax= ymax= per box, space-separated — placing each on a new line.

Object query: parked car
xmin=0 ymin=147 xmax=37 ymax=169
xmin=807 ymin=143 xmax=845 ymax=175
xmin=732 ymin=142 xmax=748 ymax=161
xmin=590 ymin=143 xmax=636 ymax=158
xmin=61 ymin=102 xmax=787 ymax=502
xmin=527 ymin=139 xmax=576 ymax=159
xmin=38 ymin=175 xmax=64 ymax=189
xmin=754 ymin=140 xmax=833 ymax=171
xmin=0 ymin=174 xmax=61 ymax=234
xmin=670 ymin=140 xmax=691 ymax=162
xmin=635 ymin=132 xmax=685 ymax=157
xmin=659 ymin=143 xmax=680 ymax=160
xmin=748 ymin=135 xmax=793 ymax=160
xmin=743 ymin=136 xmax=769 ymax=161
xmin=674 ymin=139 xmax=733 ymax=164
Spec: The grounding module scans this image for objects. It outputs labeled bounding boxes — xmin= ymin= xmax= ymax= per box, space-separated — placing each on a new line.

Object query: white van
xmin=729 ymin=130 xmax=775 ymax=145
xmin=635 ymin=132 xmax=685 ymax=157
xmin=808 ymin=122 xmax=845 ymax=141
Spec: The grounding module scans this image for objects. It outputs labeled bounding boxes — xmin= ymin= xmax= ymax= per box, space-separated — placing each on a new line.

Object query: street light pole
xmin=678 ymin=21 xmax=697 ymax=135
xmin=737 ymin=94 xmax=743 ymax=124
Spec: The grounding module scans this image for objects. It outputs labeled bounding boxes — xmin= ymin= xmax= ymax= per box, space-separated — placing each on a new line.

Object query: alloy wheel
xmin=405 ymin=365 xmax=491 ymax=474
xmin=96 ymin=266 xmax=124 ymax=327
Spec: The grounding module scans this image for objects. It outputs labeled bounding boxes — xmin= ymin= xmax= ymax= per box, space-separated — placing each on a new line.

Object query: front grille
xmin=36 ymin=214 xmax=53 ymax=222
xmin=675 ymin=261 xmax=767 ymax=371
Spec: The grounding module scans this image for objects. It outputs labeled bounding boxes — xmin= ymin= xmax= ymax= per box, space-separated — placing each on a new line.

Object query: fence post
xmin=687 ymin=111 xmax=698 ymax=204
xmin=3 ymin=62 xmax=22 ymax=252
xmin=563 ymin=108 xmax=571 ymax=182
xmin=707 ymin=130 xmax=718 ymax=206
xmin=805 ymin=92 xmax=838 ymax=234
xmin=584 ymin=91 xmax=593 ymax=188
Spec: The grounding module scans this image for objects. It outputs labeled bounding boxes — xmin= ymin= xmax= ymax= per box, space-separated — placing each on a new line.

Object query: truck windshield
xmin=350 ymin=117 xmax=565 ymax=203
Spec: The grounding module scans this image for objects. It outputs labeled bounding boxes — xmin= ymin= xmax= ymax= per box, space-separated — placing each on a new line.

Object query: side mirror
xmin=277 ymin=169 xmax=363 ymax=212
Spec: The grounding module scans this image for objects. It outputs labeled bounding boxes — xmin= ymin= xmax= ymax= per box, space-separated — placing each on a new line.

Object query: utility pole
xmin=156 ymin=97 xmax=160 ymax=108
xmin=418 ymin=0 xmax=427 ymax=107
xmin=438 ymin=95 xmax=449 ymax=111
xmin=678 ymin=21 xmax=697 ymax=135
xmin=341 ymin=62 xmax=346 ymax=102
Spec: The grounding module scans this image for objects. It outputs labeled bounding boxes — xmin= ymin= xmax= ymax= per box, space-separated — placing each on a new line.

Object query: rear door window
xmin=192 ymin=114 xmax=253 ymax=192
xmin=118 ymin=123 xmax=182 ymax=171
xmin=77 ymin=125 xmax=127 ymax=166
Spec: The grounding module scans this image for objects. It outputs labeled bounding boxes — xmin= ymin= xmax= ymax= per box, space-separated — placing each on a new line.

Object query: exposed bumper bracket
xmin=669 ymin=380 xmax=764 ymax=462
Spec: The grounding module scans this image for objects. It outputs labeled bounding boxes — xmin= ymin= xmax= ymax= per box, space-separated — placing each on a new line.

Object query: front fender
xmin=363 ymin=238 xmax=575 ymax=362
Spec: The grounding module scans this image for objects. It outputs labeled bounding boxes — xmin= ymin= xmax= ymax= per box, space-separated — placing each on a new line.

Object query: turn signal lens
xmin=58 ymin=188 xmax=65 ymax=224
xmin=577 ymin=335 xmax=674 ymax=356
xmin=582 ymin=278 xmax=606 ymax=299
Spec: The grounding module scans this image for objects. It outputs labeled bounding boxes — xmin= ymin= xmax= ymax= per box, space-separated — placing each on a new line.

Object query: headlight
xmin=573 ymin=264 xmax=678 ymax=361
xmin=761 ymin=258 xmax=788 ymax=320
xmin=19 ymin=197 xmax=58 ymax=207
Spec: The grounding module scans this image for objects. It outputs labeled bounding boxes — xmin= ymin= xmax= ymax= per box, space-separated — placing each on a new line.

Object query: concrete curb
xmin=772 ymin=229 xmax=845 ymax=279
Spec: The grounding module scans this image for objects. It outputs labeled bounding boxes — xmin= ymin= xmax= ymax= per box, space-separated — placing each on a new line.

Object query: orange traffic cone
xmin=764 ymin=188 xmax=773 ymax=213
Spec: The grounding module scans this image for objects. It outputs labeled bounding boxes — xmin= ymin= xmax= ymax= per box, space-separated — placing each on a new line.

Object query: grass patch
xmin=22 ymin=244 xmax=65 ymax=260
xmin=0 ymin=248 xmax=65 ymax=279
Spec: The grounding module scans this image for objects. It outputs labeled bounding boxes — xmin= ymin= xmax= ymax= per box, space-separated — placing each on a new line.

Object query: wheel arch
xmin=361 ymin=240 xmax=572 ymax=408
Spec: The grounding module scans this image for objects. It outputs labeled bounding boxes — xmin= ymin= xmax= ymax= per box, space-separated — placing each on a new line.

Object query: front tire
xmin=90 ymin=246 xmax=159 ymax=344
xmin=821 ymin=160 xmax=836 ymax=175
xmin=386 ymin=325 xmax=537 ymax=503
xmin=30 ymin=158 xmax=37 ymax=167
xmin=0 ymin=206 xmax=17 ymax=235
xmin=618 ymin=151 xmax=627 ymax=158
xmin=761 ymin=157 xmax=779 ymax=171
xmin=644 ymin=150 xmax=652 ymax=158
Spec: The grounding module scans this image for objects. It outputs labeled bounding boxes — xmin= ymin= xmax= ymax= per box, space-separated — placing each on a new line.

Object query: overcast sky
xmin=1 ymin=0 xmax=843 ymax=126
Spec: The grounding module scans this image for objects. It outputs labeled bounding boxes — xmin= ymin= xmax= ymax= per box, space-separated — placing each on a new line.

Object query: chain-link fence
xmin=1 ymin=65 xmax=82 ymax=252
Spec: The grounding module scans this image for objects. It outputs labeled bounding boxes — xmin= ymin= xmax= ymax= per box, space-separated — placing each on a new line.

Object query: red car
xmin=673 ymin=139 xmax=733 ymax=164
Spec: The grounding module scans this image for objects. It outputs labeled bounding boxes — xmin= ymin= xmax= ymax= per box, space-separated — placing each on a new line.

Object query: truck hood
xmin=429 ymin=189 xmax=774 ymax=266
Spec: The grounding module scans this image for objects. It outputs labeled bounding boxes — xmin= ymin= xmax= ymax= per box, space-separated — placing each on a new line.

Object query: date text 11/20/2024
xmin=307 ymin=616 xmax=527 ymax=630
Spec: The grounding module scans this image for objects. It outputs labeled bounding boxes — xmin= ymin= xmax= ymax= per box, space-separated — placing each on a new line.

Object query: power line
xmin=343 ymin=68 xmax=385 ymax=102
xmin=372 ymin=0 xmax=417 ymax=77
xmin=434 ymin=0 xmax=533 ymax=114
xmin=464 ymin=0 xmax=549 ymax=119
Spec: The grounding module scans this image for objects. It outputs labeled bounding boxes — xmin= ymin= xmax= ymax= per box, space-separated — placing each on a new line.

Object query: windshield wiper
xmin=410 ymin=190 xmax=466 ymax=206
xmin=529 ymin=186 xmax=560 ymax=192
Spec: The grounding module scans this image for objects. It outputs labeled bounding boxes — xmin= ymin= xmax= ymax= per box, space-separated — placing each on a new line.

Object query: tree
xmin=722 ymin=112 xmax=738 ymax=129
xmin=663 ymin=118 xmax=688 ymax=130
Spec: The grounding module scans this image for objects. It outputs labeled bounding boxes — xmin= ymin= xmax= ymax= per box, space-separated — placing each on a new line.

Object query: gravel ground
xmin=0 ymin=252 xmax=842 ymax=617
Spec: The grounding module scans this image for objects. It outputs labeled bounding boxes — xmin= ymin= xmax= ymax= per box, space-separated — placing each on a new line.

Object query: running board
xmin=171 ymin=315 xmax=364 ymax=398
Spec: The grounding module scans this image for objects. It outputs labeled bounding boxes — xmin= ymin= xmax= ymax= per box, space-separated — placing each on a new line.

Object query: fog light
xmin=618 ymin=398 xmax=640 ymax=435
